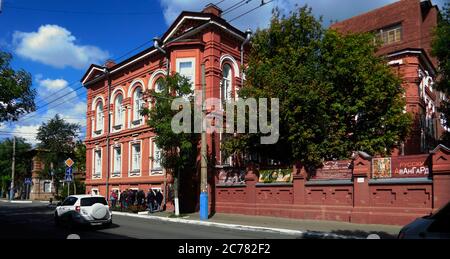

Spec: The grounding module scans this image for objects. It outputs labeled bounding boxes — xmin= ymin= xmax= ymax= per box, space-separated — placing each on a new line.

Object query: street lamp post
xmin=9 ymin=136 xmax=15 ymax=201
xmin=199 ymin=64 xmax=208 ymax=221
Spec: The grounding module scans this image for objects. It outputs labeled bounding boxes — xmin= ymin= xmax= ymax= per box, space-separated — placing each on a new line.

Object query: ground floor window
xmin=130 ymin=142 xmax=141 ymax=176
xmin=43 ymin=181 xmax=51 ymax=193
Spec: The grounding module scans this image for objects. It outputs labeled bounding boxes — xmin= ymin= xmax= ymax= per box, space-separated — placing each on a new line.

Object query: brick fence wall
xmin=213 ymin=145 xmax=450 ymax=226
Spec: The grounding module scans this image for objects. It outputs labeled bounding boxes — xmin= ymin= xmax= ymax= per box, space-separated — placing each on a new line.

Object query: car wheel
xmin=104 ymin=220 xmax=112 ymax=227
xmin=54 ymin=215 xmax=61 ymax=227
xmin=67 ymin=217 xmax=75 ymax=230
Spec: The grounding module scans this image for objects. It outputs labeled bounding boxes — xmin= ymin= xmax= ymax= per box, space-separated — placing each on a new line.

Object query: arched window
xmin=155 ymin=78 xmax=164 ymax=93
xmin=95 ymin=101 xmax=104 ymax=133
xmin=221 ymin=64 xmax=232 ymax=104
xmin=132 ymin=87 xmax=143 ymax=124
xmin=114 ymin=94 xmax=124 ymax=128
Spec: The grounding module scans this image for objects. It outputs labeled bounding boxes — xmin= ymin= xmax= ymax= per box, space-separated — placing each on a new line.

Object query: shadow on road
xmin=0 ymin=203 xmax=133 ymax=239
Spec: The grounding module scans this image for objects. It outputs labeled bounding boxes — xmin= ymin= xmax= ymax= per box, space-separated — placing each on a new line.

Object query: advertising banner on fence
xmin=258 ymin=168 xmax=292 ymax=183
xmin=313 ymin=160 xmax=352 ymax=180
xmin=217 ymin=169 xmax=246 ymax=185
xmin=372 ymin=157 xmax=392 ymax=178
xmin=391 ymin=154 xmax=430 ymax=178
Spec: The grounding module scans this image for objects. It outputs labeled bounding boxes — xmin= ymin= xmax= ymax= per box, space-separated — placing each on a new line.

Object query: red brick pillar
xmin=352 ymin=152 xmax=372 ymax=207
xmin=245 ymin=163 xmax=258 ymax=215
xmin=431 ymin=145 xmax=450 ymax=210
xmin=293 ymin=162 xmax=306 ymax=204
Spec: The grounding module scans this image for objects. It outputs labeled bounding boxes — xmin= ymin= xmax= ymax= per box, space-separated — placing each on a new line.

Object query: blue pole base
xmin=200 ymin=192 xmax=208 ymax=221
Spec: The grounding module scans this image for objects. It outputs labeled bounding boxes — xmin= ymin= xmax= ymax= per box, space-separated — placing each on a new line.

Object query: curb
xmin=11 ymin=200 xmax=33 ymax=204
xmin=112 ymin=211 xmax=360 ymax=239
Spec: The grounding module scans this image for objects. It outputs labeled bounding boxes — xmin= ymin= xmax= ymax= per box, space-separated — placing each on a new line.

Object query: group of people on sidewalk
xmin=109 ymin=189 xmax=164 ymax=213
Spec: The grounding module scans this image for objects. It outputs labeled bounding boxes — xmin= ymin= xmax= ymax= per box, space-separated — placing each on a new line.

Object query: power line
xmin=17 ymin=84 xmax=85 ymax=122
xmin=229 ymin=0 xmax=274 ymax=22
xmin=222 ymin=0 xmax=250 ymax=15
xmin=3 ymin=4 xmax=162 ymax=16
xmin=214 ymin=0 xmax=226 ymax=6
xmin=17 ymin=92 xmax=86 ymax=124
xmin=33 ymin=81 xmax=83 ymax=107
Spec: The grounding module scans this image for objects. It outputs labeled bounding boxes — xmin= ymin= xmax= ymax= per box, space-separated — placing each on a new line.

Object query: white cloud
xmin=0 ymin=75 xmax=88 ymax=146
xmin=13 ymin=24 xmax=109 ymax=69
xmin=12 ymin=125 xmax=40 ymax=146
xmin=38 ymin=78 xmax=68 ymax=91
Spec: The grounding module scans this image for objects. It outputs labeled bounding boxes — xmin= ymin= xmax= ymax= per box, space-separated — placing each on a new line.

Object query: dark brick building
xmin=332 ymin=0 xmax=444 ymax=155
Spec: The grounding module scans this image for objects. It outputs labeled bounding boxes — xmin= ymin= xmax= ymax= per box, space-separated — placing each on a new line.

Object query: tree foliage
xmin=36 ymin=114 xmax=81 ymax=186
xmin=432 ymin=4 xmax=450 ymax=143
xmin=0 ymin=137 xmax=32 ymax=197
xmin=143 ymin=74 xmax=199 ymax=172
xmin=227 ymin=6 xmax=411 ymax=168
xmin=0 ymin=51 xmax=36 ymax=122
xmin=143 ymin=74 xmax=199 ymax=212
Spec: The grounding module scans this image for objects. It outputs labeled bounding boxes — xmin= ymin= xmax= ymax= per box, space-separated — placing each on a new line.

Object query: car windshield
xmin=80 ymin=197 xmax=107 ymax=206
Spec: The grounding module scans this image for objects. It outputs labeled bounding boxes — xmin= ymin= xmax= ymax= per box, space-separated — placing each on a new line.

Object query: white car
xmin=398 ymin=202 xmax=450 ymax=239
xmin=54 ymin=195 xmax=112 ymax=228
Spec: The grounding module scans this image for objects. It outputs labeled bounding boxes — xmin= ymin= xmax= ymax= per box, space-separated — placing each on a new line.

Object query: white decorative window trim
xmin=92 ymin=148 xmax=103 ymax=180
xmin=129 ymin=140 xmax=143 ymax=177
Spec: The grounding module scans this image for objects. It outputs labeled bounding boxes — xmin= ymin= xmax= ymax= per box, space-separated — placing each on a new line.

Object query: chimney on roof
xmin=202 ymin=3 xmax=222 ymax=17
xmin=104 ymin=59 xmax=116 ymax=69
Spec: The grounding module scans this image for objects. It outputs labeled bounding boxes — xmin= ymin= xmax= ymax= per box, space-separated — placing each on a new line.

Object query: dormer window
xmin=374 ymin=24 xmax=402 ymax=46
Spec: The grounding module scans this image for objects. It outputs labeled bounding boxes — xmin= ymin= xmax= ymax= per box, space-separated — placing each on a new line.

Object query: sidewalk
xmin=113 ymin=210 xmax=402 ymax=239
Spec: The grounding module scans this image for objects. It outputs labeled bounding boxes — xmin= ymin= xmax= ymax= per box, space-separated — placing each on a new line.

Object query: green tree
xmin=432 ymin=4 xmax=450 ymax=144
xmin=143 ymin=74 xmax=199 ymax=215
xmin=0 ymin=51 xmax=36 ymax=122
xmin=36 ymin=114 xmax=81 ymax=194
xmin=0 ymin=138 xmax=32 ymax=198
xmin=227 ymin=6 xmax=411 ymax=169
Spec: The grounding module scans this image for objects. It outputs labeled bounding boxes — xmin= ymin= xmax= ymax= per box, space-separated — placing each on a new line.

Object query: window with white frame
xmin=221 ymin=64 xmax=233 ymax=105
xmin=176 ymin=58 xmax=195 ymax=93
xmin=43 ymin=181 xmax=51 ymax=193
xmin=155 ymin=78 xmax=164 ymax=93
xmin=94 ymin=149 xmax=102 ymax=179
xmin=374 ymin=24 xmax=402 ymax=46
xmin=95 ymin=102 xmax=104 ymax=133
xmin=112 ymin=145 xmax=121 ymax=177
xmin=130 ymin=143 xmax=141 ymax=175
xmin=151 ymin=141 xmax=162 ymax=174
xmin=114 ymin=94 xmax=124 ymax=128
xmin=133 ymin=87 xmax=143 ymax=125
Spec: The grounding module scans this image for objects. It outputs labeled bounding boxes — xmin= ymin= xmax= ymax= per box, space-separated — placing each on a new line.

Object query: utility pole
xmin=199 ymin=64 xmax=208 ymax=220
xmin=9 ymin=136 xmax=15 ymax=201
xmin=105 ymin=67 xmax=112 ymax=200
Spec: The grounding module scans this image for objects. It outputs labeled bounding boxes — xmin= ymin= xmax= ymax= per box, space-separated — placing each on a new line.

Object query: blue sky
xmin=0 ymin=0 xmax=447 ymax=145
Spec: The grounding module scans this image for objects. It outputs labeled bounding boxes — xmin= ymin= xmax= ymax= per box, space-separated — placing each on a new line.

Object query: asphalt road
xmin=0 ymin=202 xmax=299 ymax=239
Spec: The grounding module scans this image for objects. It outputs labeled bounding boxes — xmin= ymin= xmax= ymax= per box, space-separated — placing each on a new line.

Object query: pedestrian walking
xmin=121 ymin=190 xmax=128 ymax=210
xmin=147 ymin=189 xmax=155 ymax=213
xmin=156 ymin=189 xmax=163 ymax=211
xmin=110 ymin=190 xmax=117 ymax=208
xmin=137 ymin=190 xmax=145 ymax=206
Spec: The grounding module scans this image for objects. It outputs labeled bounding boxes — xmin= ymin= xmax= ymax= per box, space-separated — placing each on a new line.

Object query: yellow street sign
xmin=65 ymin=158 xmax=74 ymax=168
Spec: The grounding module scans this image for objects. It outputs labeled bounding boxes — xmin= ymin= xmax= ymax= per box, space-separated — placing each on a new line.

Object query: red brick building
xmin=29 ymin=150 xmax=54 ymax=201
xmin=332 ymin=0 xmax=445 ymax=155
xmin=81 ymin=4 xmax=249 ymax=210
